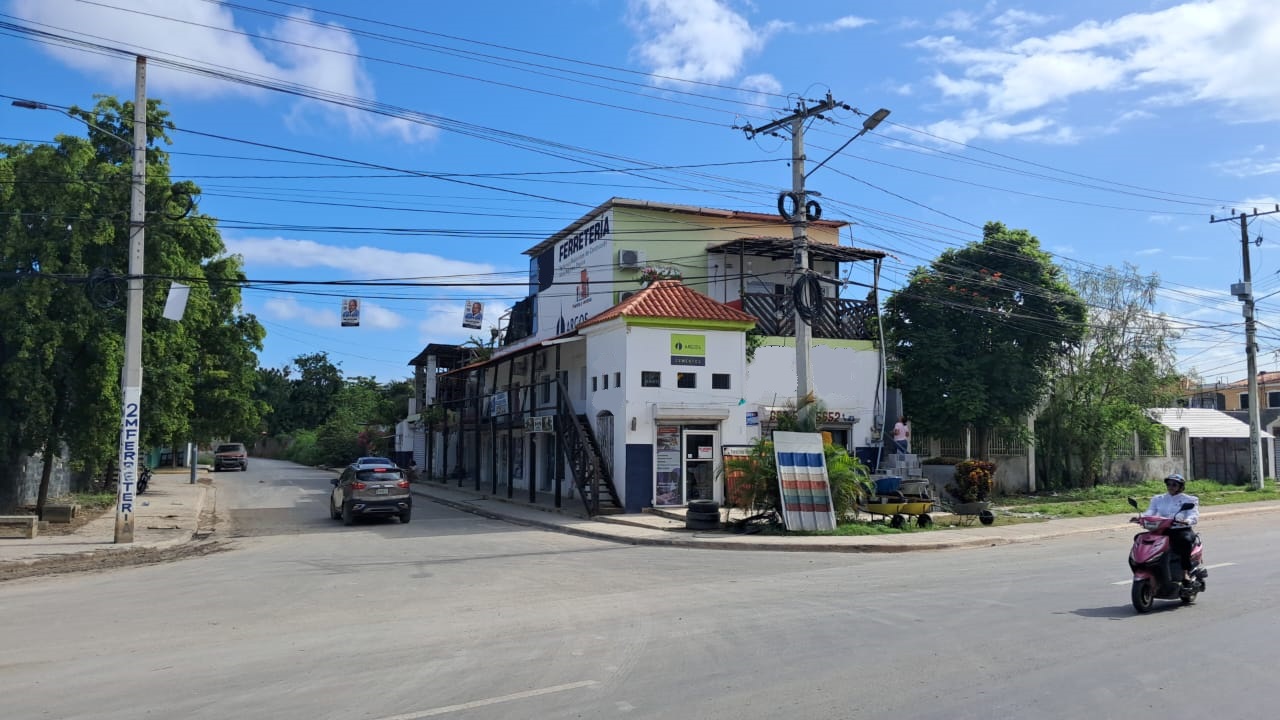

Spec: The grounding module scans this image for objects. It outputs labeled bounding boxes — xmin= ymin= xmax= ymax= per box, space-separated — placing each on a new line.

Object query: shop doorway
xmin=683 ymin=430 xmax=717 ymax=503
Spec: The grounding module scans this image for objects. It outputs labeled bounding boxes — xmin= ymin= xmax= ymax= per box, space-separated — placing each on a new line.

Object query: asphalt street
xmin=2 ymin=458 xmax=1277 ymax=720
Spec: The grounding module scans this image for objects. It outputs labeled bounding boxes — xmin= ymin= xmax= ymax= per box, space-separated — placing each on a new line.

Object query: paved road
xmin=2 ymin=458 xmax=1278 ymax=719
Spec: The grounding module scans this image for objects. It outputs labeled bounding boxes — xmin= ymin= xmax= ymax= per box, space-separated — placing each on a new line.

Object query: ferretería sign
xmin=557 ymin=213 xmax=610 ymax=266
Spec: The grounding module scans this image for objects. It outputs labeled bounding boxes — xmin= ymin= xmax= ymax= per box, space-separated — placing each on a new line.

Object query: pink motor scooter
xmin=1126 ymin=497 xmax=1207 ymax=613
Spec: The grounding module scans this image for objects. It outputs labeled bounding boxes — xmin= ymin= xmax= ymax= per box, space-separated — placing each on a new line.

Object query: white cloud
xmin=825 ymin=16 xmax=875 ymax=32
xmin=627 ymin=0 xmax=765 ymax=83
xmin=224 ymin=237 xmax=499 ymax=281
xmin=10 ymin=0 xmax=434 ymax=142
xmin=936 ymin=10 xmax=979 ymax=32
xmin=913 ymin=0 xmax=1280 ymax=143
xmin=1216 ymin=156 xmax=1280 ymax=178
xmin=1149 ymin=215 xmax=1175 ymax=224
xmin=1134 ymin=248 xmax=1163 ymax=256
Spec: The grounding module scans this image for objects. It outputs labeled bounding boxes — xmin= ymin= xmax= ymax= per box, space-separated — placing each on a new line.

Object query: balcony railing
xmin=740 ymin=293 xmax=876 ymax=340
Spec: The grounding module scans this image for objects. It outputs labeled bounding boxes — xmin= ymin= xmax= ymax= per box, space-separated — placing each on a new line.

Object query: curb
xmin=411 ymin=484 xmax=1280 ymax=554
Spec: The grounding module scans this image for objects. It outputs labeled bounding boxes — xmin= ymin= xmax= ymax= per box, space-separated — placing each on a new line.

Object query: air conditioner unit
xmin=618 ymin=249 xmax=645 ymax=269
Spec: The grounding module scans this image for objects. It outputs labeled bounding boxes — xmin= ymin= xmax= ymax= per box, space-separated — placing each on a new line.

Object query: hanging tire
xmin=979 ymin=510 xmax=996 ymax=526
xmin=1131 ymin=580 xmax=1154 ymax=613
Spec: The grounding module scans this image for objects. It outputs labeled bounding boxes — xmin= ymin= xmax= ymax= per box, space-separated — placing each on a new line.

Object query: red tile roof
xmin=576 ymin=280 xmax=757 ymax=330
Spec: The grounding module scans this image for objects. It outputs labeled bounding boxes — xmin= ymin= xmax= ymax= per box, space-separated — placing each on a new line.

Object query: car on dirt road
xmin=213 ymin=443 xmax=248 ymax=472
xmin=330 ymin=460 xmax=411 ymax=525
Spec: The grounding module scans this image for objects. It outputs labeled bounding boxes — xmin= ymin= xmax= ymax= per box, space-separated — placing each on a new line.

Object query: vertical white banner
xmin=115 ymin=385 xmax=141 ymax=542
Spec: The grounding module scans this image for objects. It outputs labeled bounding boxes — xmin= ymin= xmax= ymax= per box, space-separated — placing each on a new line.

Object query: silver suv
xmin=329 ymin=461 xmax=411 ymax=525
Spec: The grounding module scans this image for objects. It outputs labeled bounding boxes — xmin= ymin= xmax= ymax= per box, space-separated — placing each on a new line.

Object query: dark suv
xmin=214 ymin=443 xmax=248 ymax=472
xmin=329 ymin=461 xmax=411 ymax=525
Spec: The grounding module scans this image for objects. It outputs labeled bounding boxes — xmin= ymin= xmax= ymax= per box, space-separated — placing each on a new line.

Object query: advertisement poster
xmin=341 ymin=298 xmax=360 ymax=327
xmin=463 ymin=300 xmax=483 ymax=330
xmin=655 ymin=425 xmax=682 ymax=505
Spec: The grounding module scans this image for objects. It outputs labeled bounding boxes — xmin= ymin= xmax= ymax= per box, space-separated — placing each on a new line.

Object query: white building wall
xmin=745 ymin=340 xmax=883 ymax=447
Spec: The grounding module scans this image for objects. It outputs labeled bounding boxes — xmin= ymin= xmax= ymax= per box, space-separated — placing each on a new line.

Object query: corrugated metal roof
xmin=1148 ymin=407 xmax=1274 ymax=439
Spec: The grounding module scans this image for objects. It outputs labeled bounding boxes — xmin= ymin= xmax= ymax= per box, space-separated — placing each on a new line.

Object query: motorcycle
xmin=137 ymin=463 xmax=152 ymax=495
xmin=1126 ymin=497 xmax=1207 ymax=613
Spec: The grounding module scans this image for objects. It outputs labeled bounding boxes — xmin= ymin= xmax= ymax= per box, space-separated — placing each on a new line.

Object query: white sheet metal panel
xmin=772 ymin=431 xmax=837 ymax=531
xmin=1148 ymin=408 xmax=1274 ymax=439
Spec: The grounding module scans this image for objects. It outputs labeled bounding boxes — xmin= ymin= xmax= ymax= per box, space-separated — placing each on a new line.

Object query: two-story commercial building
xmin=408 ymin=197 xmax=887 ymax=514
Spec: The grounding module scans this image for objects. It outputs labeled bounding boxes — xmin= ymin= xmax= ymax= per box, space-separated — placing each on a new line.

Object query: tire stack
xmin=685 ymin=499 xmax=721 ymax=530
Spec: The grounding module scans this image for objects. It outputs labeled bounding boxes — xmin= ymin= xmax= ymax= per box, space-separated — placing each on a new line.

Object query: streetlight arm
xmin=804 ymin=107 xmax=891 ymax=180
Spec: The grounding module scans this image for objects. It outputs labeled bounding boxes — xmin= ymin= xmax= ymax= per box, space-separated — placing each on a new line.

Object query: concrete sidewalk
xmin=411 ymin=480 xmax=1280 ymax=553
xmin=0 ymin=468 xmax=215 ymax=569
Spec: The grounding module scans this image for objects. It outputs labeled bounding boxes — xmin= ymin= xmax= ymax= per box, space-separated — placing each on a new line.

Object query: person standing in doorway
xmin=892 ymin=416 xmax=911 ymax=454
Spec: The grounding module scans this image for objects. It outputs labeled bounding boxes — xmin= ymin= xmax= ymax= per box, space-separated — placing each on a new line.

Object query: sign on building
xmin=670 ymin=333 xmax=706 ymax=366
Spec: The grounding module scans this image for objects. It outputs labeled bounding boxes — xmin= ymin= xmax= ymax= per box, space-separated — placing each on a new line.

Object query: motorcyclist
xmin=1142 ymin=473 xmax=1200 ymax=583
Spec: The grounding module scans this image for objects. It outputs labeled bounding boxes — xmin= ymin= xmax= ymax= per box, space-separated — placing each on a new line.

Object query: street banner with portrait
xmin=463 ymin=300 xmax=483 ymax=329
xmin=341 ymin=298 xmax=360 ymax=327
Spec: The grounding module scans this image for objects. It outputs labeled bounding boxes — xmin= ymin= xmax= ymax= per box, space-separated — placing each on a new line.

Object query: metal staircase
xmin=553 ymin=378 xmax=624 ymax=516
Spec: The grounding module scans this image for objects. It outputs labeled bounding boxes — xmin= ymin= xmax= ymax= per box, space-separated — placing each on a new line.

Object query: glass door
xmin=682 ymin=430 xmax=717 ymax=504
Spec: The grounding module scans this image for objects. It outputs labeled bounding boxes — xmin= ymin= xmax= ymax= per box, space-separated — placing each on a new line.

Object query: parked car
xmin=213 ymin=443 xmax=248 ymax=472
xmin=330 ymin=461 xmax=411 ymax=525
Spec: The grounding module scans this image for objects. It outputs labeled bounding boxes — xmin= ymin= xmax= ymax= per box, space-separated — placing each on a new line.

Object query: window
xmin=540 ymin=376 xmax=551 ymax=403
xmin=712 ymin=373 xmax=731 ymax=389
xmin=614 ymin=372 xmax=621 ymax=388
xmin=677 ymin=372 xmax=697 ymax=389
xmin=602 ymin=374 xmax=609 ymax=390
xmin=1240 ymin=393 xmax=1250 ymax=410
xmin=1269 ymin=391 xmax=1280 ymax=408
xmin=592 ymin=376 xmax=598 ymax=392
xmin=641 ymin=371 xmax=661 ymax=387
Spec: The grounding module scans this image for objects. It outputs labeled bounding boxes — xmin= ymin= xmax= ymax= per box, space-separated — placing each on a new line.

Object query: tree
xmin=289 ymin=352 xmax=344 ymax=430
xmin=0 ymin=97 xmax=263 ymax=513
xmin=1036 ymin=264 xmax=1183 ymax=487
xmin=883 ymin=221 xmax=1087 ymax=460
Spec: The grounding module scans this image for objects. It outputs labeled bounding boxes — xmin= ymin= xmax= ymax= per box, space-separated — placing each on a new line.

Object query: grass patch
xmin=996 ymin=479 xmax=1280 ymax=517
xmin=54 ymin=491 xmax=118 ymax=510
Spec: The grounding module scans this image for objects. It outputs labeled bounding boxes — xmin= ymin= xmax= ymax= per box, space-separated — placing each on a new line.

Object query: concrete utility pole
xmin=115 ymin=56 xmax=148 ymax=543
xmin=1212 ymin=205 xmax=1280 ymax=491
xmin=740 ymin=96 xmax=888 ymax=405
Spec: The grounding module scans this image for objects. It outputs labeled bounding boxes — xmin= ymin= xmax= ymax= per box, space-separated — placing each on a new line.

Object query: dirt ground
xmin=0 ymin=488 xmax=225 ymax=583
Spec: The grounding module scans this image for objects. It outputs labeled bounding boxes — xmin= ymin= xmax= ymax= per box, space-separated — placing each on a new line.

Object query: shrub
xmin=947 ymin=459 xmax=995 ymax=502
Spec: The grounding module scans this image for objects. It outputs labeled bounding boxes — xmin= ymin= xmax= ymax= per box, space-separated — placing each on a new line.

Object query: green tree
xmin=884 ymin=221 xmax=1087 ymax=459
xmin=1036 ymin=264 xmax=1183 ymax=487
xmin=289 ymin=352 xmax=344 ymax=430
xmin=0 ymin=97 xmax=263 ymax=512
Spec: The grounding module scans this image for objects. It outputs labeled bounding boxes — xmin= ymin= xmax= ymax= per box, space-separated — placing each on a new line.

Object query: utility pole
xmin=1212 ymin=204 xmax=1280 ymax=491
xmin=740 ymin=96 xmax=889 ymax=407
xmin=115 ymin=56 xmax=148 ymax=543
xmin=741 ymin=94 xmax=838 ymax=406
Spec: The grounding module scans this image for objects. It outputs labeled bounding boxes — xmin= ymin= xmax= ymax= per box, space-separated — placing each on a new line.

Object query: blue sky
xmin=3 ymin=0 xmax=1279 ymax=386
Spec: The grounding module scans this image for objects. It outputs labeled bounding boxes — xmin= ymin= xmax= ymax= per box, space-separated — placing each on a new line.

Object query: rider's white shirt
xmin=1145 ymin=492 xmax=1199 ymax=525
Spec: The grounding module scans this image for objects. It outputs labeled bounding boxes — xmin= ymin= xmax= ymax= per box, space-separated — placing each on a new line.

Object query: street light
xmin=11 ymin=56 xmax=149 ymax=543
xmin=806 ymin=107 xmax=891 ymax=179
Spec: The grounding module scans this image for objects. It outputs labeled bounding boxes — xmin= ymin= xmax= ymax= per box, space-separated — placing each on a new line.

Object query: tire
xmin=685 ymin=517 xmax=720 ymax=530
xmin=342 ymin=502 xmax=354 ymax=526
xmin=329 ymin=497 xmax=341 ymax=520
xmin=400 ymin=510 xmax=411 ymax=524
xmin=688 ymin=499 xmax=719 ymax=514
xmin=890 ymin=514 xmax=906 ymax=529
xmin=685 ymin=509 xmax=720 ymax=522
xmin=1132 ymin=580 xmax=1154 ymax=613
xmin=242 ymin=463 xmax=248 ymax=472
xmin=979 ymin=509 xmax=996 ymax=526
xmin=1180 ymin=590 xmax=1198 ymax=605
xmin=916 ymin=513 xmax=933 ymax=529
